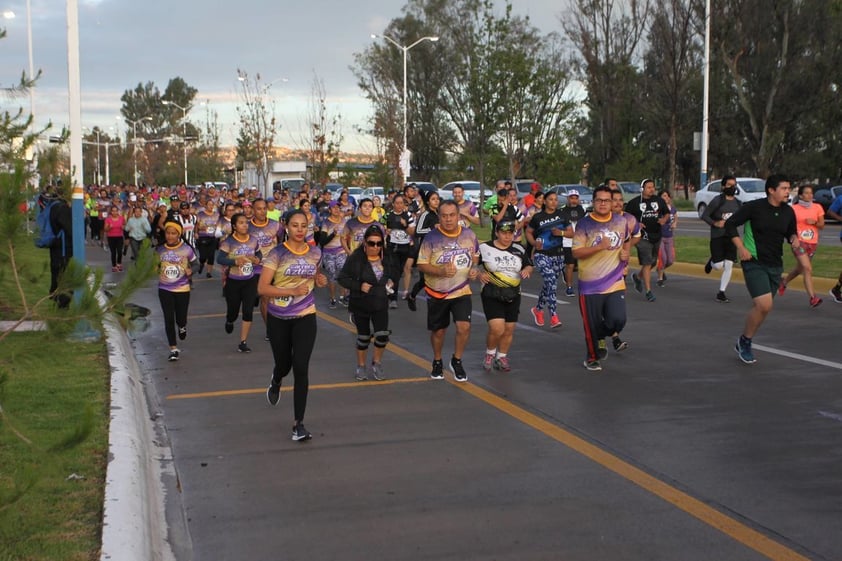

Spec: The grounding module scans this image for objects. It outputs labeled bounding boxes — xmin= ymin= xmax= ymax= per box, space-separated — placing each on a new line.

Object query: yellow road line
xmin=167 ymin=377 xmax=429 ymax=400
xmin=169 ymin=309 xmax=809 ymax=561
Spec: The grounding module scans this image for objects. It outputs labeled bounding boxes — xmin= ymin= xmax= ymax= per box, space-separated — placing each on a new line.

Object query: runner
xmin=656 ymin=190 xmax=678 ymax=287
xmin=318 ymin=201 xmax=349 ymax=308
xmin=779 ymin=184 xmax=824 ymax=307
xmin=724 ymin=174 xmax=798 ymax=364
xmin=572 ymin=186 xmax=632 ymax=371
xmin=405 ymin=190 xmax=440 ymax=311
xmin=702 ymin=176 xmax=742 ymax=303
xmin=217 ymin=213 xmax=261 ymax=353
xmin=156 ymin=222 xmax=197 ymax=362
xmin=337 ymin=225 xmax=393 ymax=381
xmin=341 ymin=198 xmax=384 ymax=306
xmin=382 ymin=194 xmax=416 ymax=309
xmin=259 ymin=210 xmax=327 ymax=442
xmin=196 ymin=198 xmax=220 ymax=278
xmin=452 ymin=184 xmax=480 ymax=229
xmin=103 ymin=205 xmax=126 ymax=272
xmin=826 ymin=190 xmax=842 ymax=303
xmin=125 ymin=206 xmax=151 ymax=262
xmin=416 ymin=200 xmax=480 ymax=382
xmin=625 ymin=179 xmax=669 ymax=302
xmin=249 ymin=198 xmax=284 ymax=339
xmin=559 ymin=190 xmax=587 ymax=297
xmin=477 ymin=221 xmax=533 ymax=372
xmin=524 ymin=191 xmax=570 ymax=329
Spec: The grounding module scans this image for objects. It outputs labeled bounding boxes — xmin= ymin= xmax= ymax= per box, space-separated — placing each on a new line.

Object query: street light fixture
xmin=123 ymin=116 xmax=152 ymax=187
xmin=163 ymin=100 xmax=190 ymax=185
xmin=83 ymin=126 xmax=102 ymax=185
xmin=371 ymin=33 xmax=439 ymax=182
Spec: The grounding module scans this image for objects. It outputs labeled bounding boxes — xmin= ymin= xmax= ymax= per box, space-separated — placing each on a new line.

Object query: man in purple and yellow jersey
xmin=417 ymin=200 xmax=480 ymax=383
xmin=249 ymin=198 xmax=285 ymax=334
xmin=452 ymin=184 xmax=480 ymax=229
xmin=572 ymin=185 xmax=632 ymax=372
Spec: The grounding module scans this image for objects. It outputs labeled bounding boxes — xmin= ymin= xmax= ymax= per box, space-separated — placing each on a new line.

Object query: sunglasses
xmin=366 ymin=240 xmax=384 ymax=247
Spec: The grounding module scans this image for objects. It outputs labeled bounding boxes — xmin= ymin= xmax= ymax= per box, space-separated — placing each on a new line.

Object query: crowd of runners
xmin=67 ymin=174 xmax=841 ymax=441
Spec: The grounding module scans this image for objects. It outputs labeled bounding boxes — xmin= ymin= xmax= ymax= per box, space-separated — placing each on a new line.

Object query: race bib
xmin=800 ymin=230 xmax=816 ymax=241
xmin=273 ymin=295 xmax=293 ymax=307
xmin=390 ymin=230 xmax=410 ymax=244
xmin=241 ymin=262 xmax=253 ymax=276
xmin=453 ymin=253 xmax=472 ymax=270
xmin=163 ymin=265 xmax=180 ymax=279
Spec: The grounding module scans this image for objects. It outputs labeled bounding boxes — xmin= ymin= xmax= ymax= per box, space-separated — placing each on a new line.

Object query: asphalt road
xmin=98 ymin=243 xmax=842 ymax=561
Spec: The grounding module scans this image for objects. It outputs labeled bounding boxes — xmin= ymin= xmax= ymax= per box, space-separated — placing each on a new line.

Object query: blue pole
xmin=71 ymin=185 xmax=85 ymax=265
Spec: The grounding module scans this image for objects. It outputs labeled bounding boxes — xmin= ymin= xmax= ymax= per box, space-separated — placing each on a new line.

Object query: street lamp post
xmin=124 ymin=116 xmax=152 ymax=187
xmin=163 ymin=100 xmax=189 ymax=185
xmin=84 ymin=127 xmax=102 ymax=185
xmin=371 ymin=33 xmax=439 ymax=182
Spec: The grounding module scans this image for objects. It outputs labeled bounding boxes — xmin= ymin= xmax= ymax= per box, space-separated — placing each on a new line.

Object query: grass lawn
xmin=0 ymin=237 xmax=53 ymax=321
xmin=1 ymin=242 xmax=109 ymax=561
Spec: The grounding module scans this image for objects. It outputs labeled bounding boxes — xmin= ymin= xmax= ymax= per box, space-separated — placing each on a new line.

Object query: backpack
xmin=35 ymin=200 xmax=65 ymax=254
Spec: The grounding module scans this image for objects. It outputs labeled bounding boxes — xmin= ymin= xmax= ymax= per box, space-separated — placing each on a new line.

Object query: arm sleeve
xmin=701 ymin=196 xmax=719 ymax=226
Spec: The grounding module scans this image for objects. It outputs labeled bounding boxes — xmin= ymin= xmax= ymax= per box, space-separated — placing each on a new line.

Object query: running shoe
xmin=340 ymin=295 xmax=349 ymax=307
xmin=116 ymin=264 xmax=123 ymax=272
xmin=531 ymin=307 xmax=545 ymax=326
xmin=354 ymin=365 xmax=368 ymax=381
xmin=407 ymin=296 xmax=417 ymax=312
xmin=716 ymin=291 xmax=730 ymax=303
xmin=482 ymin=353 xmax=494 ymax=371
xmin=430 ymin=359 xmax=444 ymax=380
xmin=206 ymin=272 xmax=212 ymax=279
xmin=224 ymin=321 xmax=234 ymax=334
xmin=389 ymin=300 xmax=398 ymax=309
xmin=645 ymin=291 xmax=656 ymax=302
xmin=291 ymin=423 xmax=312 ymax=442
xmin=168 ymin=349 xmax=180 ymax=362
xmin=830 ymin=286 xmax=842 ymax=303
xmin=704 ymin=258 xmax=713 ymax=274
xmin=809 ymin=296 xmax=823 ymax=308
xmin=450 ymin=356 xmax=468 ymax=382
xmin=565 ymin=286 xmax=575 ymax=297
xmin=735 ymin=337 xmax=756 ymax=364
xmin=237 ymin=341 xmax=252 ymax=353
xmin=198 ymin=263 xmax=204 ymax=274
xmin=266 ymin=378 xmax=281 ymax=405
xmin=111 ymin=266 xmax=118 ymax=272
xmin=550 ymin=314 xmax=562 ymax=328
xmin=178 ymin=326 xmax=188 ymax=340
xmin=777 ymin=282 xmax=786 ymax=296
xmin=329 ymin=299 xmax=337 ymax=309
xmin=597 ymin=340 xmax=608 ymax=360
xmin=612 ymin=336 xmax=628 ymax=351
xmin=656 ymin=278 xmax=665 ymax=288
xmin=493 ymin=356 xmax=511 ymax=372
xmin=370 ymin=361 xmax=385 ymax=381
xmin=632 ymin=273 xmax=643 ymax=293
xmin=583 ymin=359 xmax=602 ymax=371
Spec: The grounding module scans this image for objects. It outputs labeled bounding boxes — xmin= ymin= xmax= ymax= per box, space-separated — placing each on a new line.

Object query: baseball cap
xmin=328 ymin=200 xmax=339 ymax=208
xmin=170 ymin=195 xmax=179 ymax=201
xmin=497 ymin=221 xmax=516 ymax=232
xmin=179 ymin=201 xmax=190 ymax=209
xmin=568 ymin=190 xmax=580 ymax=197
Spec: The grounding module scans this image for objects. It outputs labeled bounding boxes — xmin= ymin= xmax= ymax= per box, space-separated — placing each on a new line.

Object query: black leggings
xmin=268 ymin=313 xmax=316 ymax=422
xmin=90 ymin=217 xmax=103 ymax=241
xmin=351 ymin=308 xmax=389 ymax=347
xmin=158 ymin=289 xmax=190 ymax=347
xmin=385 ymin=248 xmax=409 ymax=301
xmin=197 ymin=237 xmax=218 ymax=265
xmin=225 ymin=277 xmax=258 ymax=322
xmin=108 ymin=235 xmax=124 ymax=266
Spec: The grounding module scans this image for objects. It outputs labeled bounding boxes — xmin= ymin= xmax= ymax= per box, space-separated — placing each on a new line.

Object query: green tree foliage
xmin=296 ymin=74 xmax=344 ymax=187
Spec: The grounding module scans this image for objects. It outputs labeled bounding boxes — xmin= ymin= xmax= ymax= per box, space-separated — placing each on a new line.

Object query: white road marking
xmin=752 ymin=344 xmax=842 ymax=370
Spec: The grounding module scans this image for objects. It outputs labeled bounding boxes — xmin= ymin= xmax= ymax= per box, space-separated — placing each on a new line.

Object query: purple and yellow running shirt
xmin=249 ymin=218 xmax=284 ymax=275
xmin=417 ymin=225 xmax=479 ymax=299
xmin=320 ymin=217 xmax=347 ymax=255
xmin=572 ymin=212 xmax=630 ymax=295
xmin=342 ymin=217 xmax=384 ymax=253
xmin=196 ymin=209 xmax=219 ymax=238
xmin=156 ymin=242 xmax=197 ymax=293
xmin=218 ymin=234 xmax=261 ymax=280
xmin=262 ymin=243 xmax=322 ymax=319
xmin=216 ymin=217 xmax=233 ymax=239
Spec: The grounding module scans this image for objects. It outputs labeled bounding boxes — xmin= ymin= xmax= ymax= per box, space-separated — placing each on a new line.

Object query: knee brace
xmin=373 ymin=330 xmax=391 ymax=348
xmin=356 ymin=334 xmax=372 ymax=350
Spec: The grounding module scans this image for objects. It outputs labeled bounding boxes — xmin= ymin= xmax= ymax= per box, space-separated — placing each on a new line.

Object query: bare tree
xmin=235 ymin=69 xmax=278 ymax=195
xmin=295 ymin=73 xmax=343 ymax=187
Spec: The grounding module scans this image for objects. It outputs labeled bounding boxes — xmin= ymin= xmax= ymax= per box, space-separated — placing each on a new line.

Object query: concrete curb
xmin=99 ymin=312 xmax=177 ymax=561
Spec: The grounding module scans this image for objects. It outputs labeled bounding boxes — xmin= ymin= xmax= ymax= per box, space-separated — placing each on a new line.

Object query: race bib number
xmin=390 ymin=230 xmax=410 ymax=244
xmin=453 ymin=253 xmax=472 ymax=270
xmin=241 ymin=262 xmax=253 ymax=276
xmin=800 ymin=230 xmax=815 ymax=241
xmin=163 ymin=265 xmax=180 ymax=280
xmin=273 ymin=295 xmax=293 ymax=307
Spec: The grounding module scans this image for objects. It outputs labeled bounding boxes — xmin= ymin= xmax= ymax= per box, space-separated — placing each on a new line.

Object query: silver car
xmin=440 ymin=181 xmax=492 ymax=205
xmin=694 ymin=177 xmax=768 ymax=218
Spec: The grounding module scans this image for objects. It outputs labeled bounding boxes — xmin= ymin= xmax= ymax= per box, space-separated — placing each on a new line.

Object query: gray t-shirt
xmin=702 ymin=195 xmax=742 ymax=239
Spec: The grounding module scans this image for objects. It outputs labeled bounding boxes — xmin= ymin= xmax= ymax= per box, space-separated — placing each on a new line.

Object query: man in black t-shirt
xmin=624 ymin=179 xmax=669 ymax=301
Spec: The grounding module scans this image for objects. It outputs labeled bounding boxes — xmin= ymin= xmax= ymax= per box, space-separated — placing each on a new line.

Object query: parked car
xmin=361 ymin=186 xmax=385 ymax=200
xmin=514 ymin=179 xmax=540 ymax=201
xmin=410 ymin=181 xmax=438 ymax=196
xmin=546 ymin=184 xmax=594 ymax=212
xmin=440 ymin=181 xmax=492 ymax=205
xmin=333 ymin=186 xmax=365 ymax=205
xmin=694 ymin=177 xmax=767 ymax=218
xmin=814 ymin=185 xmax=842 ymax=213
xmin=617 ymin=181 xmax=641 ymax=202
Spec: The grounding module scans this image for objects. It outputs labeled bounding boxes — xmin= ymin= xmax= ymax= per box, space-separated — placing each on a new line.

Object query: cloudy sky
xmin=1 ymin=0 xmax=565 ymax=153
